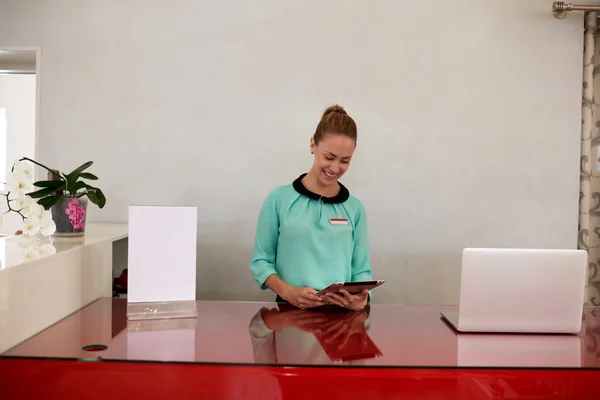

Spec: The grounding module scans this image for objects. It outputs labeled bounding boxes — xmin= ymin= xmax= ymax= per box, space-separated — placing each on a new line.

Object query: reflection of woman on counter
xmin=248 ymin=304 xmax=377 ymax=365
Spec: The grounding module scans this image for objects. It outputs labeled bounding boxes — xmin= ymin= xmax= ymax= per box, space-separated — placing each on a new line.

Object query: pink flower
xmin=65 ymin=200 xmax=86 ymax=230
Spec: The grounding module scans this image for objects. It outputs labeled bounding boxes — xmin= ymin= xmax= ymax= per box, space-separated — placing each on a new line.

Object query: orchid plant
xmin=0 ymin=158 xmax=106 ymax=261
xmin=16 ymin=157 xmax=106 ymax=210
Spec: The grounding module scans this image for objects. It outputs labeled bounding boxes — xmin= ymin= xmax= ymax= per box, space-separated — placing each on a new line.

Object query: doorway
xmin=0 ymin=47 xmax=40 ymax=234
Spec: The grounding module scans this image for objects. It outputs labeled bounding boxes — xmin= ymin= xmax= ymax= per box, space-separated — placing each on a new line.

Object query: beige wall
xmin=0 ymin=0 xmax=585 ymax=304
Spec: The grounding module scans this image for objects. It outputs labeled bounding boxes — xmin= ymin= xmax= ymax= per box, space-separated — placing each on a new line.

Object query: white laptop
xmin=441 ymin=248 xmax=587 ymax=334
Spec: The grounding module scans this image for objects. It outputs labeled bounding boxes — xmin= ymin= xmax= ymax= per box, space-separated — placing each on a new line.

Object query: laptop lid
xmin=457 ymin=248 xmax=587 ymax=333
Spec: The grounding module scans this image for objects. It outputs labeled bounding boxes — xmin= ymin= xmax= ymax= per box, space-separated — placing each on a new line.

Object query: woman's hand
xmin=282 ymin=286 xmax=326 ymax=309
xmin=265 ymin=275 xmax=325 ymax=309
xmin=325 ymin=289 xmax=368 ymax=311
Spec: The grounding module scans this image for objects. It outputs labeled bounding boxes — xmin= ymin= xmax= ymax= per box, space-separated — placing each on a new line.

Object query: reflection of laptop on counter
xmin=456 ymin=334 xmax=581 ymax=368
xmin=457 ymin=334 xmax=583 ymax=399
xmin=441 ymin=248 xmax=587 ymax=334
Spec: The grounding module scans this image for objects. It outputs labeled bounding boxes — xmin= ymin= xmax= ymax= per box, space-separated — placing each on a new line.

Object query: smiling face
xmin=310 ymin=133 xmax=356 ymax=187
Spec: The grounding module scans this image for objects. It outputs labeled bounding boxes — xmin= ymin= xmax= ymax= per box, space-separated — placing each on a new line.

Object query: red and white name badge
xmin=330 ymin=218 xmax=349 ymax=225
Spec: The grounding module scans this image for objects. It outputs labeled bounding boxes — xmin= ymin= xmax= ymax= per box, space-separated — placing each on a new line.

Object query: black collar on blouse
xmin=292 ymin=173 xmax=350 ymax=204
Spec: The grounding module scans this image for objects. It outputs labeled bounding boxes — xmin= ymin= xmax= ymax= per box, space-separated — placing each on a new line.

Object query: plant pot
xmin=50 ymin=197 xmax=88 ymax=237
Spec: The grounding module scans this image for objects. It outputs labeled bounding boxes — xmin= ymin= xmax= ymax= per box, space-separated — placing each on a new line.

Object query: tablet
xmin=316 ymin=280 xmax=385 ymax=296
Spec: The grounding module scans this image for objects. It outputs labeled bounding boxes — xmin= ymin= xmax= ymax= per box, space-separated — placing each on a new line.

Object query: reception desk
xmin=1 ymin=298 xmax=599 ymax=399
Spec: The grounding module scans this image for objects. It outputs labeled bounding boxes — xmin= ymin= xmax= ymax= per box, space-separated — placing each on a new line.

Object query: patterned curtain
xmin=580 ymin=12 xmax=600 ymax=306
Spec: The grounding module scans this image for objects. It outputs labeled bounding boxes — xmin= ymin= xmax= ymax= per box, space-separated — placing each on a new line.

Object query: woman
xmin=249 ymin=105 xmax=372 ymax=311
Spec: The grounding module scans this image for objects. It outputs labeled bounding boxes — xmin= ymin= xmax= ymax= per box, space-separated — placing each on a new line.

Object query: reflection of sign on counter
xmin=127 ymin=317 xmax=197 ymax=362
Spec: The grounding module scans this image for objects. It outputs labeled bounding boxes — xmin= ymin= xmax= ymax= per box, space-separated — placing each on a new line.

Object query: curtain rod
xmin=553 ymin=2 xmax=600 ymax=18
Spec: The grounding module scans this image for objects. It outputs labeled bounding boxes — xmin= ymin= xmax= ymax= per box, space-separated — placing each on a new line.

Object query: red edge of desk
xmin=1 ymin=357 xmax=599 ymax=400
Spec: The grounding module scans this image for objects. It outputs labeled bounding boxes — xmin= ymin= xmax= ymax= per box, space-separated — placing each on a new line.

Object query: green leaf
xmin=67 ymin=161 xmax=93 ymax=180
xmin=87 ymin=191 xmax=98 ymax=204
xmin=33 ymin=180 xmax=65 ymax=189
xmin=79 ymin=183 xmax=106 ymax=208
xmin=37 ymin=195 xmax=67 ymax=210
xmin=74 ymin=181 xmax=86 ymax=192
xmin=27 ymin=186 xmax=64 ymax=199
xmin=86 ymin=187 xmax=106 ymax=209
xmin=94 ymin=188 xmax=106 ymax=208
xmin=79 ymin=172 xmax=98 ymax=180
xmin=36 ymin=197 xmax=53 ymax=209
xmin=65 ymin=161 xmax=93 ymax=193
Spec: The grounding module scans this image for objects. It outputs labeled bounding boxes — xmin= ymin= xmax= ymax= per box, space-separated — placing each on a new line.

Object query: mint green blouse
xmin=250 ymin=174 xmax=372 ymax=292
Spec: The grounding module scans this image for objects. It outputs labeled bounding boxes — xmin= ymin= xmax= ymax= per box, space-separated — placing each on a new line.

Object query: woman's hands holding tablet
xmin=325 ymin=289 xmax=369 ymax=311
xmin=282 ymin=286 xmax=326 ymax=309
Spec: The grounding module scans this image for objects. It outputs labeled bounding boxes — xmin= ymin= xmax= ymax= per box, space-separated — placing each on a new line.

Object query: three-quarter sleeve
xmin=250 ymin=190 xmax=280 ymax=290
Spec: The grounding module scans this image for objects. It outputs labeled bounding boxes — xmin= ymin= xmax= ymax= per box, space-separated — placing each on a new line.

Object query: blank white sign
xmin=127 ymin=206 xmax=197 ymax=303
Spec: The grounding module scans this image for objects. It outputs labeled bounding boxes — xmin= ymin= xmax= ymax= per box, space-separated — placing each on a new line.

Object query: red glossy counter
xmin=1 ymin=298 xmax=599 ymax=399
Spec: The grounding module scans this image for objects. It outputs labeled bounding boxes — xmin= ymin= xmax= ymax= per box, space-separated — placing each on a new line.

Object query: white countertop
xmin=0 ymin=222 xmax=128 ymax=353
xmin=0 ymin=223 xmax=128 ymax=270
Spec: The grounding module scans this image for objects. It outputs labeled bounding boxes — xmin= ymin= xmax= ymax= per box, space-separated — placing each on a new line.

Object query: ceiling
xmin=0 ymin=49 xmax=36 ymax=73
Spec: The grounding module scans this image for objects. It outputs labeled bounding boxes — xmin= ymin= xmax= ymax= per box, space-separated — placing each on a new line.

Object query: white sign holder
xmin=126 ymin=205 xmax=198 ymax=320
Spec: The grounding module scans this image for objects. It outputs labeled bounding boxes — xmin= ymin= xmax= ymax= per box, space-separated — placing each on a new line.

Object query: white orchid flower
xmin=6 ymin=173 xmax=32 ymax=196
xmin=23 ymin=245 xmax=41 ymax=261
xmin=16 ymin=193 xmax=32 ymax=212
xmin=6 ymin=160 xmax=35 ymax=198
xmin=39 ymin=244 xmax=56 ymax=256
xmin=39 ymin=210 xmax=56 ymax=236
xmin=13 ymin=160 xmax=34 ymax=181
xmin=25 ymin=202 xmax=44 ymax=219
xmin=23 ymin=217 xmax=41 ymax=236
